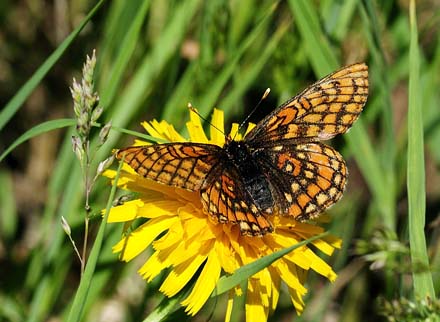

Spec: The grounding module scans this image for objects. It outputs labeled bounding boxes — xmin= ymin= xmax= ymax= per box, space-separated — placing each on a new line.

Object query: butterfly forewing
xmin=246 ymin=63 xmax=368 ymax=146
xmin=116 ymin=143 xmax=221 ymax=191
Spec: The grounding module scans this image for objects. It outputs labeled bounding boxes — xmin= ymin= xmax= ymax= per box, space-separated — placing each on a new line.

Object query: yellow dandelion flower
xmin=104 ymin=108 xmax=342 ymax=321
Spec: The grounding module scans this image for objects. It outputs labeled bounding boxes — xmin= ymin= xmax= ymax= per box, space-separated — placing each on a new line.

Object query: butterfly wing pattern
xmin=256 ymin=143 xmax=347 ymax=221
xmin=199 ymin=169 xmax=275 ymax=236
xmin=116 ymin=63 xmax=369 ymax=236
xmin=117 ymin=143 xmax=222 ymax=191
xmin=245 ymin=63 xmax=368 ymax=144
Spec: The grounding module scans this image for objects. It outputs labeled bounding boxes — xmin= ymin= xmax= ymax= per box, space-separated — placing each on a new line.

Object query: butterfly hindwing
xmin=116 ymin=143 xmax=221 ymax=191
xmin=257 ymin=143 xmax=347 ymax=220
xmin=200 ymin=168 xmax=274 ymax=236
xmin=246 ymin=63 xmax=368 ymax=146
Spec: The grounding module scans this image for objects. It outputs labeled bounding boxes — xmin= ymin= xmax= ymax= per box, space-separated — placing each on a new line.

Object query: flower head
xmin=104 ymin=108 xmax=341 ymax=321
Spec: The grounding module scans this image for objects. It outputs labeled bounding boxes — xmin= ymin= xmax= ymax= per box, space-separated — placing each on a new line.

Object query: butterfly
xmin=116 ymin=63 xmax=369 ymax=236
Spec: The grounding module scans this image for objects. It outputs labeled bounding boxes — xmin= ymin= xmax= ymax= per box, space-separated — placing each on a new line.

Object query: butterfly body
xmin=117 ymin=63 xmax=369 ymax=236
xmin=223 ymin=139 xmax=275 ymax=214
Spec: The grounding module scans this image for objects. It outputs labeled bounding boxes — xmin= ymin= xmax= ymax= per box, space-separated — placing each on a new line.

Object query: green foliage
xmin=1 ymin=1 xmax=439 ymax=321
xmin=407 ymin=0 xmax=435 ymax=299
xmin=377 ymin=296 xmax=440 ymax=322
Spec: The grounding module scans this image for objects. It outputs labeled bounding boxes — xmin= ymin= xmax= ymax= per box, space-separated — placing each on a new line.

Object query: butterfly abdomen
xmin=225 ymin=140 xmax=274 ymax=213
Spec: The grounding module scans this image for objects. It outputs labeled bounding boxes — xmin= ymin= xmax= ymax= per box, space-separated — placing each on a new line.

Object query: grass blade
xmin=0 ymin=118 xmax=75 ymax=163
xmin=219 ymin=21 xmax=290 ymax=117
xmin=104 ymin=0 xmax=202 ymax=137
xmin=407 ymin=0 xmax=435 ymax=298
xmin=288 ymin=0 xmax=338 ymax=75
xmin=214 ymin=232 xmax=329 ymax=296
xmin=142 ymin=295 xmax=184 ymax=322
xmin=65 ymin=154 xmax=124 ymax=322
xmin=359 ymin=0 xmax=397 ymax=230
xmin=100 ymin=0 xmax=151 ymax=107
xmin=196 ymin=3 xmax=278 ymax=117
xmin=0 ymin=170 xmax=17 ymax=239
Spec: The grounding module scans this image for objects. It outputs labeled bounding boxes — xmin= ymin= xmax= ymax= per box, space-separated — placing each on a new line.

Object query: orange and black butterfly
xmin=116 ymin=63 xmax=368 ymax=236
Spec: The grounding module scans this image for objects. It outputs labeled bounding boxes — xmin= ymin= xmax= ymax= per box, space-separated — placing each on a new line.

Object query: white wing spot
xmin=291 ymin=182 xmax=300 ymax=193
xmin=285 ymin=163 xmax=293 ymax=172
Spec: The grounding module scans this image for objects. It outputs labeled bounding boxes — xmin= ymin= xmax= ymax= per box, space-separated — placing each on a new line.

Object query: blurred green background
xmin=1 ymin=0 xmax=440 ymax=321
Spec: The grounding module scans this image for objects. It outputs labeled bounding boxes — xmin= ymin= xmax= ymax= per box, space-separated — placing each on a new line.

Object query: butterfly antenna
xmin=187 ymin=103 xmax=225 ymax=136
xmin=234 ymin=88 xmax=271 ymax=139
